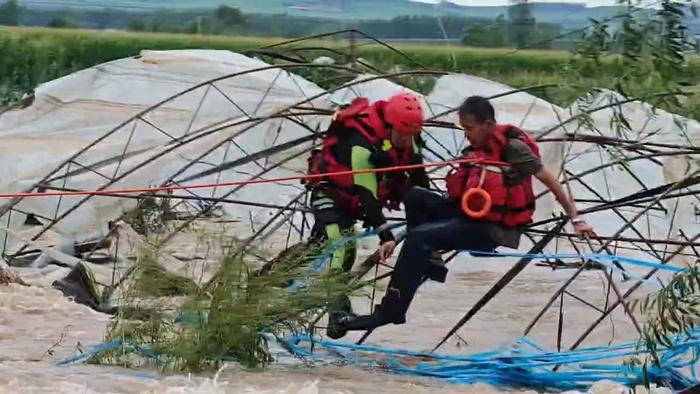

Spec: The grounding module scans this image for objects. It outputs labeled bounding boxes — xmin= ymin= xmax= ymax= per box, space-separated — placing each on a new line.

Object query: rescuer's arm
xmin=534 ymin=169 xmax=577 ymax=220
xmin=350 ymin=145 xmax=395 ymax=244
xmin=505 ymin=139 xmax=595 ymax=238
xmin=534 ymin=168 xmax=596 ymax=238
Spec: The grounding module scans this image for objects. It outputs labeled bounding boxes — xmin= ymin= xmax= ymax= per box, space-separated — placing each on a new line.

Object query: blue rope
xmin=288 ymin=224 xmax=693 ymax=295
xmin=57 ymin=339 xmax=162 ymax=368
xmin=458 ymin=249 xmax=691 ymax=288
xmin=461 ymin=249 xmax=689 ymax=274
xmin=283 ymin=222 xmax=691 ymax=294
xmin=57 ymin=340 xmax=123 ymax=366
xmin=57 ymin=227 xmax=700 ymax=392
xmin=286 ymin=223 xmax=403 ymax=292
xmin=281 ymin=330 xmax=700 ymax=391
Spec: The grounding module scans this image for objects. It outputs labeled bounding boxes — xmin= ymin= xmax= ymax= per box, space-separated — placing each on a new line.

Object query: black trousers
xmin=379 ymin=187 xmax=499 ymax=323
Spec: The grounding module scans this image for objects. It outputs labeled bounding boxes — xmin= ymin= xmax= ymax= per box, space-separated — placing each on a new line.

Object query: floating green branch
xmin=632 ymin=261 xmax=700 ymax=365
xmin=98 ymin=236 xmax=366 ymax=372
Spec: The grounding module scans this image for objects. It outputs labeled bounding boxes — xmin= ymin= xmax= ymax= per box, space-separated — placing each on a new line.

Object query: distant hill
xmin=18 ymin=0 xmax=700 ymax=37
xmin=18 ymin=0 xmax=627 ymax=25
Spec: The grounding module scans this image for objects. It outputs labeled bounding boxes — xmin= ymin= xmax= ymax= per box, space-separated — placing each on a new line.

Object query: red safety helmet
xmin=384 ymin=92 xmax=424 ymax=136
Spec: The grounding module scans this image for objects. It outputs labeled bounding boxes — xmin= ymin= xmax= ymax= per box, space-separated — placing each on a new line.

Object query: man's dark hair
xmin=458 ymin=96 xmax=495 ymax=123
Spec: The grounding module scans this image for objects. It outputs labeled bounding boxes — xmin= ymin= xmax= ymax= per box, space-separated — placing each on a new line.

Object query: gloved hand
xmin=384 ymin=199 xmax=401 ymax=211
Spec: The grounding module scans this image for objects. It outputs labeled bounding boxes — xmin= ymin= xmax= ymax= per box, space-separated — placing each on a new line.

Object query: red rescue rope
xmin=0 ymin=157 xmax=509 ymax=199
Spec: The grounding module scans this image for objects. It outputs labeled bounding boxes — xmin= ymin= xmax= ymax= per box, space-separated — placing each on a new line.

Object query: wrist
xmin=571 ymin=217 xmax=586 ymax=225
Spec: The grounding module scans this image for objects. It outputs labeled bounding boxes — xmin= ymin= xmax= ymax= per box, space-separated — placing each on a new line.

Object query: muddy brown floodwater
xmin=0 ymin=236 xmax=661 ymax=394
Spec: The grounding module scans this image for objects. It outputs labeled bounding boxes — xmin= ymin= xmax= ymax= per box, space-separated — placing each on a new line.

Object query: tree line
xmin=0 ymin=0 xmax=563 ymax=49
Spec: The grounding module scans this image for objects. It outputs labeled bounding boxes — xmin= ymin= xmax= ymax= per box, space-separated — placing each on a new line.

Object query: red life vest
xmin=445 ymin=124 xmax=540 ymax=228
xmin=306 ymin=97 xmax=416 ymax=215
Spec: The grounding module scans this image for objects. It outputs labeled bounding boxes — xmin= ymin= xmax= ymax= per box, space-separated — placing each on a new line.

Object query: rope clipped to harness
xmin=461 ymin=167 xmax=492 ymax=219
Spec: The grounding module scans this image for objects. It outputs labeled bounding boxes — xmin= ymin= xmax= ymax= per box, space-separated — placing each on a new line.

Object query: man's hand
xmin=378 ymin=240 xmax=397 ymax=262
xmin=573 ymin=219 xmax=597 ymax=239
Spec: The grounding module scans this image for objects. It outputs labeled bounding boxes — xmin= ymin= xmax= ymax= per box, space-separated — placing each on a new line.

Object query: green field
xmin=20 ymin=0 xmax=463 ymax=18
xmin=2 ymin=26 xmax=700 ymax=117
xmin=0 ymin=26 xmax=569 ymax=100
xmin=17 ymin=0 xmax=622 ymax=23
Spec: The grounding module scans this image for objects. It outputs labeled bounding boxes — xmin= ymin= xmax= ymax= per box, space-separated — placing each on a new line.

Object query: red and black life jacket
xmin=445 ymin=124 xmax=540 ymax=228
xmin=306 ymin=97 xmax=416 ymax=214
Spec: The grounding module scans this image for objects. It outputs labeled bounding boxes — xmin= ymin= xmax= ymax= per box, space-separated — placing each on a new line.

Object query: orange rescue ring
xmin=461 ymin=188 xmax=492 ymax=219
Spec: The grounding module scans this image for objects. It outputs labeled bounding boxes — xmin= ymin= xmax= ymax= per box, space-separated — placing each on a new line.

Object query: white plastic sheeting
xmin=0 ymin=49 xmax=697 ymax=264
xmin=551 ymin=90 xmax=700 ymax=262
xmin=427 ymin=74 xmax=566 ymax=132
xmin=0 ymin=50 xmax=323 ymax=140
xmin=329 ymin=73 xmax=427 ymax=107
xmin=0 ymin=49 xmax=327 ymax=250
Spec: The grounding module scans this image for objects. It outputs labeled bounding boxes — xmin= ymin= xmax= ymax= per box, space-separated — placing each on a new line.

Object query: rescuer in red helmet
xmin=305 ymin=92 xmax=431 ymax=339
xmin=331 ymin=95 xmax=597 ymax=337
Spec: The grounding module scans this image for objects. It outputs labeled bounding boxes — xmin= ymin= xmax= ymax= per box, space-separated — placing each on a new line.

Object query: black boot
xmin=326 ymin=295 xmax=354 ymax=339
xmin=326 ymin=312 xmax=357 ymax=339
xmin=426 ymin=251 xmax=448 ymax=283
xmin=326 ymin=305 xmax=391 ymax=340
xmin=426 ymin=264 xmax=448 ymax=283
xmin=330 ymin=304 xmax=395 ymax=336
xmin=326 ymin=286 xmax=410 ymax=338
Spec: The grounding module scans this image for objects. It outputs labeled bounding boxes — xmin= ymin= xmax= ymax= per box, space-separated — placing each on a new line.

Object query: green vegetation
xmin=461 ymin=17 xmax=562 ymax=49
xmin=13 ymin=0 xmax=619 ymax=23
xmin=0 ymin=26 xmax=595 ymax=107
xmin=97 ymin=230 xmax=368 ymax=371
xmin=9 ymin=3 xmax=562 ymax=44
xmin=632 ymin=264 xmax=700 ymax=365
xmin=3 ymin=24 xmax=700 ymax=118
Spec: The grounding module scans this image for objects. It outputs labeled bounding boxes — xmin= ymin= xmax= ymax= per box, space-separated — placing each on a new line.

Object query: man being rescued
xmin=305 ymin=92 xmax=431 ymax=339
xmin=329 ymin=95 xmax=597 ymax=338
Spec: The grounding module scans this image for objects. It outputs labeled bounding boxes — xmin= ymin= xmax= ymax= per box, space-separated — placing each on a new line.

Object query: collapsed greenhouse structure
xmin=0 ymin=37 xmax=699 ymax=392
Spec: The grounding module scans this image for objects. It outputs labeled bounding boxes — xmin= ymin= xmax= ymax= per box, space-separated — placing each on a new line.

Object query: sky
xmin=416 ymin=1 xmax=632 ymax=6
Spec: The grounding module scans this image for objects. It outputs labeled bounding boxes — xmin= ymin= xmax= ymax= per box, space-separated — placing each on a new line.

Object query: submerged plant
xmin=631 ymin=261 xmax=700 ymax=364
xmin=98 ymin=232 xmax=367 ymax=371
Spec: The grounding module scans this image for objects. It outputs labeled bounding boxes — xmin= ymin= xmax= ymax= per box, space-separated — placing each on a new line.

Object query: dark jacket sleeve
xmin=369 ymin=138 xmax=430 ymax=189
xmin=408 ymin=154 xmax=430 ymax=189
xmin=409 ymin=136 xmax=429 ymax=188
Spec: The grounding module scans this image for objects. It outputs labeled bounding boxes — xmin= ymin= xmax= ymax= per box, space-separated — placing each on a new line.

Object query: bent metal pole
xmin=431 ymin=219 xmax=568 ymax=353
